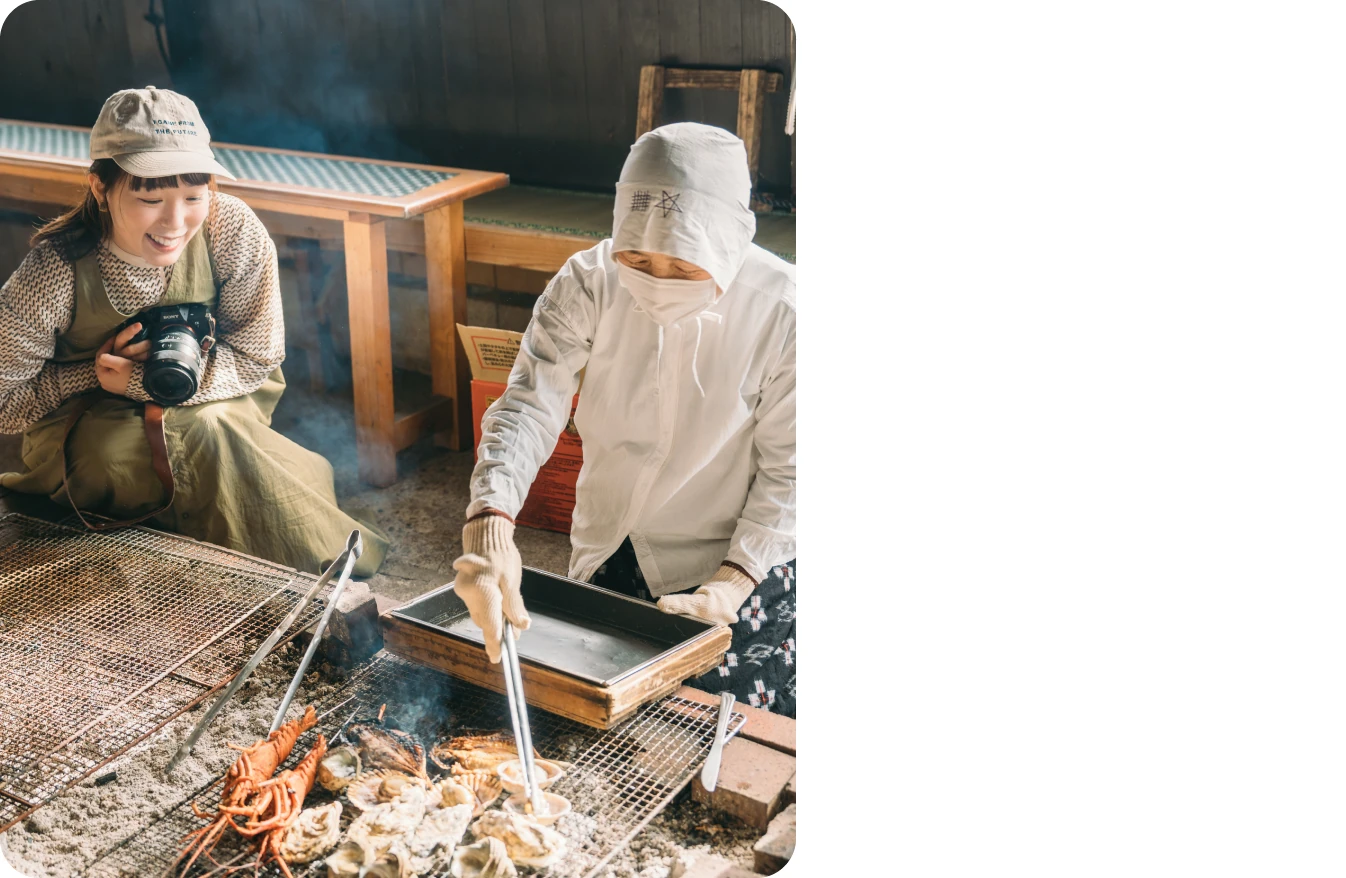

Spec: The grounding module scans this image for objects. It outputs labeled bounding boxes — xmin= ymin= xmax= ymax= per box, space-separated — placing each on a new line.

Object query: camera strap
xmin=60 ymin=396 xmax=176 ymax=531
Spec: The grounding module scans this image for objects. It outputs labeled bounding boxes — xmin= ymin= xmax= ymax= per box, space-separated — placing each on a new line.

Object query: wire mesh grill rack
xmin=0 ymin=513 xmax=329 ymax=832
xmin=90 ymin=653 xmax=745 ymax=878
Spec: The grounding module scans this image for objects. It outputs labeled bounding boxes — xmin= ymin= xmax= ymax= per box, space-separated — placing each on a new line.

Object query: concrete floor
xmin=0 ymin=372 xmax=576 ymax=611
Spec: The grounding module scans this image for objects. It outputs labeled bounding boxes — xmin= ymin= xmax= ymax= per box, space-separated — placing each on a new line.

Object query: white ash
xmin=0 ymin=640 xmax=347 ymax=878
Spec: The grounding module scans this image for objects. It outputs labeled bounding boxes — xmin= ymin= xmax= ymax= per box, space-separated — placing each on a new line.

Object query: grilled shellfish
xmin=469 ymin=810 xmax=567 ymax=869
xmin=348 ymin=723 xmax=429 ymax=779
xmin=451 ymin=836 xmax=518 ymax=878
xmin=430 ymin=733 xmax=540 ymax=774
xmin=277 ymin=801 xmax=343 ymax=864
xmin=346 ymin=770 xmax=431 ymax=812
xmin=317 ymin=745 xmax=363 ymax=792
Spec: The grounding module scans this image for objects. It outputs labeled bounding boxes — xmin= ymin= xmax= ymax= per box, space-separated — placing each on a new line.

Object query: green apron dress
xmin=0 ymin=230 xmax=388 ymax=578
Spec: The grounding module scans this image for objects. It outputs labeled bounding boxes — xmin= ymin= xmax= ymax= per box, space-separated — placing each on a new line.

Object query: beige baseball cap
xmin=89 ymin=86 xmax=235 ymax=180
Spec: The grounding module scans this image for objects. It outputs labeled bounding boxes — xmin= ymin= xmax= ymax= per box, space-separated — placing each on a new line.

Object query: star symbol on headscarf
xmin=656 ymin=190 xmax=683 ymax=218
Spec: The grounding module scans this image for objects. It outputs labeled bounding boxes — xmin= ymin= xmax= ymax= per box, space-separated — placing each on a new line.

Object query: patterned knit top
xmin=0 ymin=192 xmax=284 ymax=433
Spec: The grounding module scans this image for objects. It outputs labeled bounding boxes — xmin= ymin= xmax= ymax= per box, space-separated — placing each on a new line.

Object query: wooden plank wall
xmin=0 ymin=0 xmax=795 ymax=197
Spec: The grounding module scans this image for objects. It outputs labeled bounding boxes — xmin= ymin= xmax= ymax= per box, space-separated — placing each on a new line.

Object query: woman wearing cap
xmin=0 ymin=86 xmax=387 ymax=577
xmin=451 ymin=123 xmax=796 ymax=716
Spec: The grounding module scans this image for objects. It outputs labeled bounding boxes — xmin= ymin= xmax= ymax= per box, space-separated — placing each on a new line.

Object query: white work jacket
xmin=468 ymin=238 xmax=796 ymax=597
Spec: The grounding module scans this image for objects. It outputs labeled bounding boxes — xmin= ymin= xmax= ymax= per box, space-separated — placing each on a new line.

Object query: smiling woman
xmin=0 ymin=86 xmax=388 ymax=578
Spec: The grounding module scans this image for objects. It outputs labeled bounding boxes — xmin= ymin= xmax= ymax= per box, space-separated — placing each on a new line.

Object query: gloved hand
xmin=452 ymin=513 xmax=529 ymax=663
xmin=656 ymin=564 xmax=757 ymax=625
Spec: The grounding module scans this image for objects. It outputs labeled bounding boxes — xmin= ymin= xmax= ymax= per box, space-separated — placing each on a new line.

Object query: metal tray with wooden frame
xmin=380 ymin=566 xmax=732 ymax=729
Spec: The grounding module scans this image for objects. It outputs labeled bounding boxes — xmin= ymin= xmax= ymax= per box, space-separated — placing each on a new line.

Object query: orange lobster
xmin=224 ymin=735 xmax=328 ymax=878
xmin=173 ymin=706 xmax=317 ymax=875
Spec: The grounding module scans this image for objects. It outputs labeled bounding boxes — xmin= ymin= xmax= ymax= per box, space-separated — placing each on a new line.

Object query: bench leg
xmin=343 ymin=213 xmax=397 ymax=487
xmin=425 ymin=201 xmax=472 ymax=451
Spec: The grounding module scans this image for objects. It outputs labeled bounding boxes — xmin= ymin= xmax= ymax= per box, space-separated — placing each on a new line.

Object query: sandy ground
xmin=0 ymin=379 xmax=765 ymax=877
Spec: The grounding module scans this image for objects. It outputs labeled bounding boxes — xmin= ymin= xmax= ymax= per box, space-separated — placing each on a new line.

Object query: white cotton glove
xmin=452 ymin=514 xmax=530 ymax=663
xmin=656 ymin=565 xmax=757 ymax=625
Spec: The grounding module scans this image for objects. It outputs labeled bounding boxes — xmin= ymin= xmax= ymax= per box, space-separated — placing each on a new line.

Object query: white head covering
xmin=612 ymin=123 xmax=757 ymax=292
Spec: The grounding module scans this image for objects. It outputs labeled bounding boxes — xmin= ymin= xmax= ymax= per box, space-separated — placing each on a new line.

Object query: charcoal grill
xmin=0 ymin=512 xmax=331 ymax=832
xmin=90 ymin=653 xmax=746 ymax=877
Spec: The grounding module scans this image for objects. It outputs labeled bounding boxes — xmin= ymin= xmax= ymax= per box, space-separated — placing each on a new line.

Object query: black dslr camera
xmin=118 ymin=303 xmax=216 ymax=406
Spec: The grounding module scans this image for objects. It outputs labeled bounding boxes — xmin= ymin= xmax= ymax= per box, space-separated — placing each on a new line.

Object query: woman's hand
xmin=112 ymin=321 xmax=150 ymax=362
xmin=95 ymin=324 xmax=145 ymax=397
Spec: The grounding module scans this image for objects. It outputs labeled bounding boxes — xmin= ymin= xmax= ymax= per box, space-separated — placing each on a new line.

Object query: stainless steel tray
xmin=388 ymin=566 xmax=722 ymax=687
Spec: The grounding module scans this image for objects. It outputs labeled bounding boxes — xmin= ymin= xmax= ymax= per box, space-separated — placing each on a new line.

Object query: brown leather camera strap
xmin=61 ymin=396 xmax=176 ymax=531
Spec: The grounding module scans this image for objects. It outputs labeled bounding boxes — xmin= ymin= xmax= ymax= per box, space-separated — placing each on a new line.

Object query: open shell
xmin=278 ymin=801 xmax=343 ymax=864
xmin=496 ymin=759 xmax=565 ymax=796
xmin=317 ymin=744 xmax=362 ymax=792
xmin=364 ymin=842 xmax=413 ymax=878
xmin=432 ymin=778 xmax=477 ymax=811
xmin=451 ymin=836 xmax=519 ymax=878
xmin=501 ymin=791 xmax=571 ymax=826
xmin=324 ymin=839 xmax=371 ymax=878
xmin=456 ymin=771 xmax=503 ymax=814
xmin=469 ymin=810 xmax=568 ymax=869
xmin=346 ymin=769 xmax=429 ymax=812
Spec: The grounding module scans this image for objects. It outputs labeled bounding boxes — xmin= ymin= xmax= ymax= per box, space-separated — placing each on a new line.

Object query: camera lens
xmin=143 ymin=325 xmax=204 ymax=405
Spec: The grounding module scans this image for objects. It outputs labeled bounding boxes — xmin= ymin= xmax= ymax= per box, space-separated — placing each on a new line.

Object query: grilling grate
xmin=90 ymin=653 xmax=745 ymax=877
xmin=0 ymin=513 xmax=330 ymax=832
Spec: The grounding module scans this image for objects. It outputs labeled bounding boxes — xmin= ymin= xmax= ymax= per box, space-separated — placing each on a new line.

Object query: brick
xmin=313 ymin=579 xmax=383 ymax=666
xmin=691 ymin=737 xmax=795 ymax=829
xmin=752 ymin=803 xmax=796 ymax=874
xmin=782 ymin=772 xmax=796 ymax=807
xmin=669 ymin=852 xmax=737 ymax=878
xmin=676 ymin=685 xmax=796 ymax=756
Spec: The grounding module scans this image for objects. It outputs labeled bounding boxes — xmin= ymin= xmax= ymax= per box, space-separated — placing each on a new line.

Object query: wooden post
xmin=424 ymin=201 xmax=472 ymax=450
xmin=636 ymin=65 xmax=665 ymax=139
xmin=342 ymin=213 xmax=397 ymax=487
xmin=737 ymin=68 xmax=769 ymax=201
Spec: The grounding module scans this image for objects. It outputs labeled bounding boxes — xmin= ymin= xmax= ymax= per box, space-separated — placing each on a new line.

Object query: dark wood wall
xmin=0 ymin=0 xmax=795 ymax=196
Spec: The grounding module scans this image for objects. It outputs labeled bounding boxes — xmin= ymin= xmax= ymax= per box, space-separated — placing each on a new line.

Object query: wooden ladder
xmin=635 ymin=65 xmax=784 ymax=212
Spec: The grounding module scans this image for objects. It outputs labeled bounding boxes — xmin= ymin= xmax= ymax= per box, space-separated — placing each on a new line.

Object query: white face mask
xmin=617 ymin=264 xmax=717 ymax=326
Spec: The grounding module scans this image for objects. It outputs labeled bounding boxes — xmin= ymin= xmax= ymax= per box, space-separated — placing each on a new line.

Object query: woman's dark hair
xmin=31 ymin=159 xmax=213 ymax=261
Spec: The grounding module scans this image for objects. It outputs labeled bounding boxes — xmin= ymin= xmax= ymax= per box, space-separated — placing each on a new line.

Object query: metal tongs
xmin=165 ymin=530 xmax=363 ymax=772
xmin=269 ymin=531 xmax=364 ymax=734
xmin=499 ymin=620 xmax=546 ymax=816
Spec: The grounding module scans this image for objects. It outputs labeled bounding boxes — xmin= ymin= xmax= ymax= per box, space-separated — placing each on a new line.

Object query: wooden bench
xmin=0 ymin=118 xmax=508 ymax=488
xmin=463 ymin=184 xmax=796 ymax=275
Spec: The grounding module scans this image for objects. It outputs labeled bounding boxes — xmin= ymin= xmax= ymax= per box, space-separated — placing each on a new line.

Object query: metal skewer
xmin=500 ymin=620 xmax=545 ymax=816
xmin=269 ymin=530 xmax=363 ymax=734
xmin=165 ymin=533 xmax=359 ymax=773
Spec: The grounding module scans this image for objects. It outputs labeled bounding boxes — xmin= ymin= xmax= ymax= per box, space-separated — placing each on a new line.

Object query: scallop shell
xmin=457 ymin=771 xmax=503 ymax=814
xmin=317 ymin=745 xmax=362 ymax=792
xmin=432 ymin=778 xmax=476 ymax=811
xmin=278 ymin=801 xmax=343 ymax=864
xmin=469 ymin=810 xmax=568 ymax=869
xmin=451 ymin=837 xmax=519 ymax=878
xmin=346 ymin=769 xmax=428 ymax=812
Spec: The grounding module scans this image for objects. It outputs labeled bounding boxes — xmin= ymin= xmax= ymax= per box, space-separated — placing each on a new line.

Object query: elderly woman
xmin=0 ymin=86 xmax=387 ymax=577
xmin=451 ymin=123 xmax=796 ymax=716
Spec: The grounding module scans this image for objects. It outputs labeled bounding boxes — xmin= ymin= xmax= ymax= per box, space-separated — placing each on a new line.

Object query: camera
xmin=119 ymin=303 xmax=216 ymax=406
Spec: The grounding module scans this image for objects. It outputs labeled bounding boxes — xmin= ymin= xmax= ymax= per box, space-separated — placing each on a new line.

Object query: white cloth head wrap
xmin=612 ymin=123 xmax=757 ymax=293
